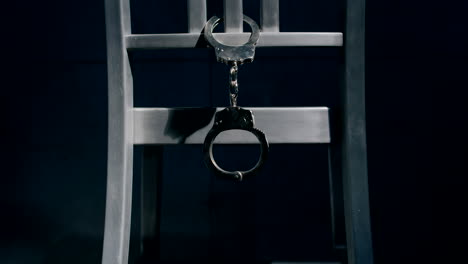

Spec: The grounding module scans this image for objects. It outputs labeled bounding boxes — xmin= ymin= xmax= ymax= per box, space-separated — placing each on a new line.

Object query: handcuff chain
xmin=229 ymin=62 xmax=239 ymax=107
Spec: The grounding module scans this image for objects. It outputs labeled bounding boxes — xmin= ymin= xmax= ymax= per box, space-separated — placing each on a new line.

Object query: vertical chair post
xmin=188 ymin=0 xmax=207 ymax=33
xmin=224 ymin=0 xmax=243 ymax=32
xmin=260 ymin=0 xmax=279 ymax=32
xmin=103 ymin=0 xmax=134 ymax=264
xmin=342 ymin=0 xmax=374 ymax=263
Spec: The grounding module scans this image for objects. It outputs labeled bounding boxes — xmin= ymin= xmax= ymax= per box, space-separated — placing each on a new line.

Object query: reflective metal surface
xmin=203 ymin=107 xmax=269 ymax=181
xmin=228 ymin=63 xmax=239 ymax=106
xmin=204 ymin=15 xmax=260 ymax=65
xmin=204 ymin=15 xmax=267 ymax=180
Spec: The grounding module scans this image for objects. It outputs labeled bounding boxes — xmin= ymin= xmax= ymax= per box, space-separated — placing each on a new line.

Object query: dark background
xmin=1 ymin=0 xmax=462 ymax=263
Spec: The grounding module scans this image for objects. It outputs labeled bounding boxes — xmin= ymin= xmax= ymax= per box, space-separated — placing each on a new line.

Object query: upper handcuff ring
xmin=204 ymin=15 xmax=260 ymax=65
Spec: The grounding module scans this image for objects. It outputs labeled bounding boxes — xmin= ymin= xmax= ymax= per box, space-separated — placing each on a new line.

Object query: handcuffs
xmin=203 ymin=15 xmax=269 ymax=181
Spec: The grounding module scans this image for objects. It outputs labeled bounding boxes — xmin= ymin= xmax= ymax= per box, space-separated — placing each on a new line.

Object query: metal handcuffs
xmin=203 ymin=107 xmax=269 ymax=181
xmin=203 ymin=15 xmax=269 ymax=181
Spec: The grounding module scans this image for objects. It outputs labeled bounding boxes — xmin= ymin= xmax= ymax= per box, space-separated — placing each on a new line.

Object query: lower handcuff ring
xmin=203 ymin=107 xmax=269 ymax=181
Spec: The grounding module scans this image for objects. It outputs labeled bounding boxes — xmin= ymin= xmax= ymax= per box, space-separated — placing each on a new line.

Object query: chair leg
xmin=102 ymin=0 xmax=133 ymax=262
xmin=140 ymin=146 xmax=164 ymax=261
xmin=343 ymin=0 xmax=374 ymax=263
xmin=102 ymin=139 xmax=134 ymax=264
xmin=102 ymin=69 xmax=134 ymax=264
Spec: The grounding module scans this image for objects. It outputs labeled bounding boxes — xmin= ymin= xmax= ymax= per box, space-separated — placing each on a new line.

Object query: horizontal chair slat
xmin=134 ymin=107 xmax=330 ymax=145
xmin=126 ymin=32 xmax=343 ymax=49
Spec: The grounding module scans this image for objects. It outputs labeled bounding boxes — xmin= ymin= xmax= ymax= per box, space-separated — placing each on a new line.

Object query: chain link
xmin=229 ymin=62 xmax=239 ymax=107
